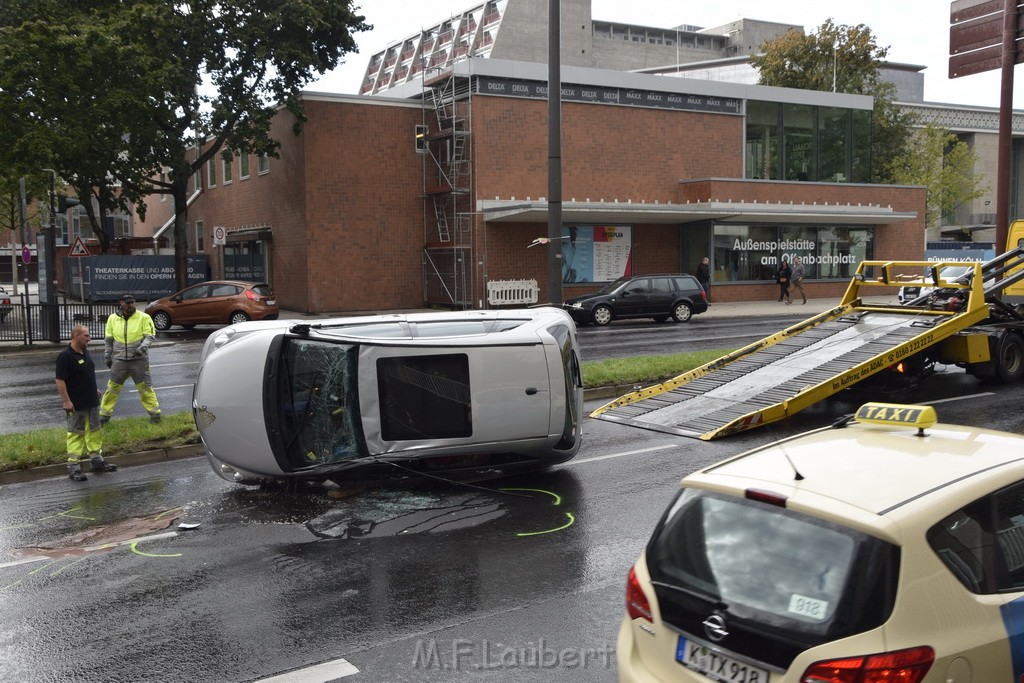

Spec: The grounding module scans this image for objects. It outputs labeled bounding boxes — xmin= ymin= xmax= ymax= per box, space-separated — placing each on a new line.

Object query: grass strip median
xmin=0 ymin=348 xmax=734 ymax=472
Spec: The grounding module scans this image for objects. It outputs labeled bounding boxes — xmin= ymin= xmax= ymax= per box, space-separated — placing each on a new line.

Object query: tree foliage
xmin=888 ymin=123 xmax=986 ymax=228
xmin=751 ymin=19 xmax=917 ymax=184
xmin=1 ymin=0 xmax=368 ymax=288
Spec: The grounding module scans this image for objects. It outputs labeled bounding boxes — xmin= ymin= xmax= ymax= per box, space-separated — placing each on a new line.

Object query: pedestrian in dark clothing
xmin=55 ymin=325 xmax=117 ymax=481
xmin=776 ymin=259 xmax=792 ymax=304
xmin=791 ymin=256 xmax=808 ymax=304
xmin=695 ymin=256 xmax=711 ymax=301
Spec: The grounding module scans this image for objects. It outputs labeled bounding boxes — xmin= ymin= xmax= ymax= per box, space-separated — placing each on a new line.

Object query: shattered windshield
xmin=278 ymin=338 xmax=366 ymax=469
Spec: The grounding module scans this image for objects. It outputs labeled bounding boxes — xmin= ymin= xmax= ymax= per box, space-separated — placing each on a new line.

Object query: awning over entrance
xmin=479 ymin=199 xmax=917 ymax=225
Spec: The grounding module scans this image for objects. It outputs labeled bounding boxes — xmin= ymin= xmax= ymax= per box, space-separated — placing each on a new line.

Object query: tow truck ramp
xmin=590 ymin=259 xmax=997 ymax=440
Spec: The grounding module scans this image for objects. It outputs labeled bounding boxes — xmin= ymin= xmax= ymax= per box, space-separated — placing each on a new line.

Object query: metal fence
xmin=0 ymin=297 xmax=118 ymax=345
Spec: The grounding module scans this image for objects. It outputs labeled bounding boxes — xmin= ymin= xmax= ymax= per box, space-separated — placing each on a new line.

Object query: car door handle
xmin=525 ymin=387 xmax=538 ymax=395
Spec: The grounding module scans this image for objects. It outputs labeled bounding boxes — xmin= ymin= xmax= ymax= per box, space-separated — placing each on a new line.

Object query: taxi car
xmin=193 ymin=307 xmax=583 ymax=485
xmin=618 ymin=403 xmax=1024 ymax=683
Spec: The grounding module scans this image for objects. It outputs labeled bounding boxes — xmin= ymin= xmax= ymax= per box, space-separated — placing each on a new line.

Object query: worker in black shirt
xmin=55 ymin=325 xmax=117 ymax=481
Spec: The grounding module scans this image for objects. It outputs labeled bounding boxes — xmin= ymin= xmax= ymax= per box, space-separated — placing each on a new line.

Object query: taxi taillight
xmin=625 ymin=566 xmax=652 ymax=623
xmin=801 ymin=645 xmax=934 ymax=683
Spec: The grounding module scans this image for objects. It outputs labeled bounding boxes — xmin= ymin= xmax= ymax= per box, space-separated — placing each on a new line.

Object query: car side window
xmin=210 ymin=284 xmax=241 ymax=297
xmin=928 ymin=482 xmax=1024 ymax=594
xmin=650 ymin=277 xmax=672 ymax=293
xmin=625 ymin=278 xmax=649 ymax=294
xmin=180 ymin=285 xmax=210 ymax=301
xmin=673 ymin=276 xmax=697 ymax=292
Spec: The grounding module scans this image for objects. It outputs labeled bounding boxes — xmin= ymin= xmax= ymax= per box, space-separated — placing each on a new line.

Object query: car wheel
xmin=152 ymin=311 xmax=172 ymax=331
xmin=652 ymin=315 xmax=669 ymax=323
xmin=591 ymin=305 xmax=613 ymax=326
xmin=995 ymin=333 xmax=1024 ymax=383
xmin=672 ymin=301 xmax=693 ymax=322
xmin=229 ymin=311 xmax=250 ymax=326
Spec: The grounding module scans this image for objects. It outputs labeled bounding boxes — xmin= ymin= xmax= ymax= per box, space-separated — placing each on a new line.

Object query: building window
xmin=709 ymin=224 xmax=873 ymax=283
xmin=222 ymin=152 xmax=233 ymax=185
xmin=783 ymin=103 xmax=816 ymax=181
xmin=193 ymin=169 xmax=202 ymax=194
xmin=207 ymin=159 xmax=216 ymax=188
xmin=258 ymin=154 xmax=270 ymax=175
xmin=745 ymin=101 xmax=780 ymax=180
xmin=240 ymin=154 xmax=250 ymax=179
xmin=195 ymin=220 xmax=205 ymax=253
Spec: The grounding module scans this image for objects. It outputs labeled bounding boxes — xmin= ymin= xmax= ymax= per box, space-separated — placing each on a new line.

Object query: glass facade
xmin=709 ymin=224 xmax=873 ymax=283
xmin=745 ymin=101 xmax=871 ymax=183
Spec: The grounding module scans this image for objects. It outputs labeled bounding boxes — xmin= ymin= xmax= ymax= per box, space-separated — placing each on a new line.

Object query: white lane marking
xmin=921 ymin=392 xmax=994 ymax=405
xmin=83 ymin=530 xmax=179 ymax=552
xmin=128 ymin=383 xmax=194 ymax=394
xmin=559 ymin=444 xmax=677 ymax=467
xmin=254 ymin=658 xmax=359 ymax=682
xmin=150 ymin=361 xmax=199 ymax=369
xmin=0 ymin=556 xmax=49 ymax=570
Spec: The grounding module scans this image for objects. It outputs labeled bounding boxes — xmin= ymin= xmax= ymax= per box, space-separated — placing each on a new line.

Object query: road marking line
xmin=0 ymin=556 xmax=49 ymax=570
xmin=254 ymin=658 xmax=359 ymax=681
xmin=83 ymin=530 xmax=178 ymax=552
xmin=559 ymin=444 xmax=677 ymax=467
xmin=128 ymin=383 xmax=193 ymax=394
xmin=922 ymin=392 xmax=994 ymax=405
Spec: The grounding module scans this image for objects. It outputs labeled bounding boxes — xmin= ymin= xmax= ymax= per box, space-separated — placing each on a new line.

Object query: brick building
xmin=134 ymin=57 xmax=924 ymax=314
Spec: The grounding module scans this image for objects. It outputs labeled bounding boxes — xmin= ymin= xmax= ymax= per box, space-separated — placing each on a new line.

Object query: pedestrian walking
xmin=791 ymin=256 xmax=808 ymax=304
xmin=775 ymin=258 xmax=792 ymax=304
xmin=55 ymin=325 xmax=117 ymax=481
xmin=100 ymin=294 xmax=161 ymax=424
xmin=695 ymin=256 xmax=712 ymax=301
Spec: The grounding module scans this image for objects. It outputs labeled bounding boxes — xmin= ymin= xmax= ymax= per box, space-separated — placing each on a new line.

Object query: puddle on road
xmin=14 ymin=511 xmax=180 ymax=559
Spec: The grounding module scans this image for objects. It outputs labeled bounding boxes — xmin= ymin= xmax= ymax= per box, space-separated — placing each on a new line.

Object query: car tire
xmin=591 ymin=305 xmax=613 ymax=326
xmin=152 ymin=311 xmax=172 ymax=331
xmin=229 ymin=311 xmax=250 ymax=326
xmin=672 ymin=301 xmax=693 ymax=323
xmin=652 ymin=315 xmax=669 ymax=323
xmin=995 ymin=333 xmax=1024 ymax=383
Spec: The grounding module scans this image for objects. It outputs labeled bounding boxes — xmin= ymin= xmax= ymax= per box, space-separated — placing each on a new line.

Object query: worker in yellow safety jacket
xmin=100 ymin=294 xmax=161 ymax=424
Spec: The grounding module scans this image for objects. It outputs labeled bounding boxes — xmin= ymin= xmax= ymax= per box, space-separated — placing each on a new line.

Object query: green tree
xmin=889 ymin=123 xmax=986 ymax=228
xmin=751 ymin=19 xmax=916 ymax=184
xmin=1 ymin=0 xmax=369 ymax=288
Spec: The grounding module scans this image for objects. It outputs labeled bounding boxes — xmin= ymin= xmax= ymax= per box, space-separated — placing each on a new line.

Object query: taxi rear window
xmin=647 ymin=489 xmax=899 ymax=662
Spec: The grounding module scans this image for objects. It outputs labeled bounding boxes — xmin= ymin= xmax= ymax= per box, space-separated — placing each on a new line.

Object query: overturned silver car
xmin=192 ymin=308 xmax=584 ymax=485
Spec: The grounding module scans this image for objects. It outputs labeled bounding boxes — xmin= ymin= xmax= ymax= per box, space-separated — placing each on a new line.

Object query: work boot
xmin=68 ymin=462 xmax=88 ymax=482
xmin=149 ymin=413 xmax=162 ymax=424
xmin=89 ymin=455 xmax=117 ymax=473
xmin=99 ymin=415 xmax=111 ymax=426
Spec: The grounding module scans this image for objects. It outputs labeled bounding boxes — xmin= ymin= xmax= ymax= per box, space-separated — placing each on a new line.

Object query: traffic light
xmin=415 ymin=124 xmax=428 ymax=153
xmin=57 ymin=195 xmax=81 ymax=212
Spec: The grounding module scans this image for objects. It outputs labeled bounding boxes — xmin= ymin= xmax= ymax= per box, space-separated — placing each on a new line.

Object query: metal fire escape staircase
xmin=421 ymin=69 xmax=473 ymax=308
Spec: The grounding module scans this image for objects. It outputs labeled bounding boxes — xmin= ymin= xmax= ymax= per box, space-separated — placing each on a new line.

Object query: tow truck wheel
xmin=995 ymin=333 xmax=1024 ymax=383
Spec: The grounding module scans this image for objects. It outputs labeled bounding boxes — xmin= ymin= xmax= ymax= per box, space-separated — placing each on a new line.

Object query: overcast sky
xmin=307 ymin=0 xmax=1022 ymax=108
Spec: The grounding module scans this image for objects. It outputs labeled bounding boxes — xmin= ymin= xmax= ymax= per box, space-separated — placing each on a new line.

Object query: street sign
xmin=21 ymin=246 xmax=31 ymax=265
xmin=69 ymin=236 xmax=91 ymax=257
xmin=213 ymin=225 xmax=226 ymax=246
xmin=950 ymin=0 xmax=1024 ymax=78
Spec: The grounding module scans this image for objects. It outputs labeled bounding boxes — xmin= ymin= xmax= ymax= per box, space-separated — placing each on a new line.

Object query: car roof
xmin=686 ymin=414 xmax=1024 ymax=532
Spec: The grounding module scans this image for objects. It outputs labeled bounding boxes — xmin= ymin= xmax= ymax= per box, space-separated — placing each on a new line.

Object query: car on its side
xmin=619 ymin=402 xmax=1024 ymax=683
xmin=0 ymin=285 xmax=12 ymax=323
xmin=563 ymin=273 xmax=708 ymax=326
xmin=898 ymin=264 xmax=973 ymax=304
xmin=193 ymin=307 xmax=583 ymax=485
xmin=145 ymin=280 xmax=278 ymax=330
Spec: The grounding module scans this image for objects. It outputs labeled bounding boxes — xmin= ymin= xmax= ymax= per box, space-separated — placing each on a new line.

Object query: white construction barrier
xmin=486 ymin=279 xmax=539 ymax=306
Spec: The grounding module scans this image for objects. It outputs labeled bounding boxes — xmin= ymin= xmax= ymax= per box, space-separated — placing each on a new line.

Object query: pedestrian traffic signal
xmin=415 ymin=124 xmax=428 ymax=153
xmin=57 ymin=195 xmax=81 ymax=212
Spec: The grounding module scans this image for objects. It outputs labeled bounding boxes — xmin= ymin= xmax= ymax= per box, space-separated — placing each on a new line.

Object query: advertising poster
xmin=562 ymin=225 xmax=632 ymax=283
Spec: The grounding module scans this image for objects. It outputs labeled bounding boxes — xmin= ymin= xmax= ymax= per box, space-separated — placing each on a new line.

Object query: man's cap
xmin=119 ymin=294 xmax=136 ymax=303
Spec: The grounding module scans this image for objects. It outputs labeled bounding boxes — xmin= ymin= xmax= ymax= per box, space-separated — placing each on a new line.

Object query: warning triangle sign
xmin=69 ymin=236 xmax=91 ymax=257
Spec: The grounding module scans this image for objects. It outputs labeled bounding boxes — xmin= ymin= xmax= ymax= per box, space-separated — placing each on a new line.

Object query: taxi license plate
xmin=676 ymin=637 xmax=769 ymax=683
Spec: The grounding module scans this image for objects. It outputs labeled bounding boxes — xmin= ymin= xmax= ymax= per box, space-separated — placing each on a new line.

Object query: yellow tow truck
xmin=591 ymin=230 xmax=1024 ymax=440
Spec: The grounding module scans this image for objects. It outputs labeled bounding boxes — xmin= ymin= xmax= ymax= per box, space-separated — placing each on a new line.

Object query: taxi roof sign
xmin=854 ymin=403 xmax=937 ymax=434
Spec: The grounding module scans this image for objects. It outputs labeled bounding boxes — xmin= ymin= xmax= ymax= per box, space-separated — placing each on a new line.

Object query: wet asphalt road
xmin=2 ymin=375 xmax=1023 ymax=682
xmin=0 ymin=314 xmax=807 ymax=434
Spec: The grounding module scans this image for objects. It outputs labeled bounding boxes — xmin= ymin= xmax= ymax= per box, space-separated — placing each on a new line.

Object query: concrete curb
xmin=0 ymin=443 xmax=205 ymax=486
